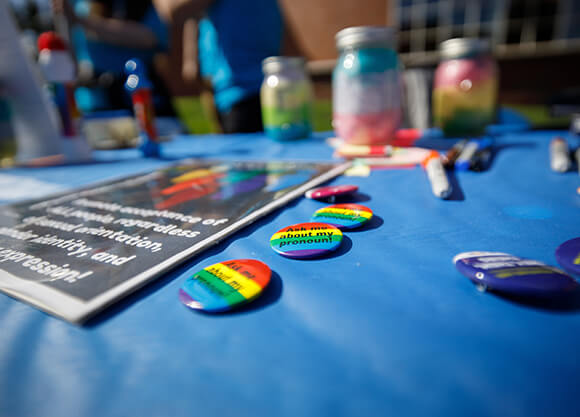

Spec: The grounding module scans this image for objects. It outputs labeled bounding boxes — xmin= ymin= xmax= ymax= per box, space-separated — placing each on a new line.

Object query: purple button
xmin=555 ymin=237 xmax=580 ymax=276
xmin=453 ymin=251 xmax=578 ymax=296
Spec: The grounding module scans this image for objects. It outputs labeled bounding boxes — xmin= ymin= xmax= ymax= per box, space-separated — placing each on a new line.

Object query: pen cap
xmin=37 ymin=32 xmax=75 ymax=83
xmin=421 ymin=150 xmax=441 ymax=168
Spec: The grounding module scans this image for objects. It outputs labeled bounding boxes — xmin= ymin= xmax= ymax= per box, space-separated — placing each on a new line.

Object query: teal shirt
xmin=198 ymin=0 xmax=283 ymax=112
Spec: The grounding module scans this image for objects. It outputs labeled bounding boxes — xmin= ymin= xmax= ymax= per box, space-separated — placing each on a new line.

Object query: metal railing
xmin=392 ymin=0 xmax=580 ymax=66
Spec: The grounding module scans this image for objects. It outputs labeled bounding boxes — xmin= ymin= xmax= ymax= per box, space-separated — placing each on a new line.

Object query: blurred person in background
xmin=153 ymin=0 xmax=283 ymax=133
xmin=51 ymin=0 xmax=177 ymax=115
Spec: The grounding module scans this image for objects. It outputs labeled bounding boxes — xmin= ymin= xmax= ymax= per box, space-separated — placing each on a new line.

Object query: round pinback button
xmin=555 ymin=237 xmax=580 ymax=276
xmin=179 ymin=259 xmax=271 ymax=312
xmin=270 ymin=222 xmax=343 ymax=259
xmin=304 ymin=184 xmax=358 ymax=200
xmin=311 ymin=203 xmax=373 ymax=230
xmin=453 ymin=251 xmax=578 ymax=296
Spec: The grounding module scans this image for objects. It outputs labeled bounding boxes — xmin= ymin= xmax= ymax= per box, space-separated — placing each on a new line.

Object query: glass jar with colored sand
xmin=332 ymin=26 xmax=402 ymax=145
xmin=433 ymin=38 xmax=498 ymax=137
xmin=261 ymin=56 xmax=313 ymax=141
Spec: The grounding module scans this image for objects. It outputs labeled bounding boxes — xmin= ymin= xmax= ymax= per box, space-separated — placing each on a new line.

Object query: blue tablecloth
xmin=1 ymin=130 xmax=579 ymax=417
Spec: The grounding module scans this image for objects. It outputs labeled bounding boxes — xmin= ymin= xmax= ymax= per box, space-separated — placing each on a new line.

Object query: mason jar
xmin=433 ymin=38 xmax=498 ymax=137
xmin=261 ymin=57 xmax=313 ymax=141
xmin=333 ymin=26 xmax=402 ymax=145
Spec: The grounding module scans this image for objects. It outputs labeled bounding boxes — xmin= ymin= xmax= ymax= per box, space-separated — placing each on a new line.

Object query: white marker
xmin=422 ymin=150 xmax=452 ymax=199
xmin=549 ymin=137 xmax=571 ymax=173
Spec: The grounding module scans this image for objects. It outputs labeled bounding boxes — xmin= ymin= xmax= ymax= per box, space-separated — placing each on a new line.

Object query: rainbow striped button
xmin=179 ymin=259 xmax=271 ymax=312
xmin=270 ymin=222 xmax=343 ymax=259
xmin=311 ymin=203 xmax=373 ymax=230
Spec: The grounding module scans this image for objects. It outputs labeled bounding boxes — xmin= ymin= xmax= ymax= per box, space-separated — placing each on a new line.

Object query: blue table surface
xmin=1 ymin=130 xmax=579 ymax=417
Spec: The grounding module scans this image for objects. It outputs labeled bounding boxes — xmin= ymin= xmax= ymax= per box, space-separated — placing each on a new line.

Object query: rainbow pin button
xmin=179 ymin=259 xmax=271 ymax=312
xmin=311 ymin=203 xmax=373 ymax=230
xmin=270 ymin=222 xmax=343 ymax=259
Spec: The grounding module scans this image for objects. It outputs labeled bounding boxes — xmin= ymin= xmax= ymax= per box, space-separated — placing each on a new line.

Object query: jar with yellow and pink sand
xmin=433 ymin=38 xmax=498 ymax=137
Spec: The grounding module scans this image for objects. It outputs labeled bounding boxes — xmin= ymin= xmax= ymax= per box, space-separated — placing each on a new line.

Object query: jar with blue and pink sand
xmin=332 ymin=26 xmax=402 ymax=145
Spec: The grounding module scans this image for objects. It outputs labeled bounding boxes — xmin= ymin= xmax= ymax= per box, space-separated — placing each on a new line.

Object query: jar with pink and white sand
xmin=332 ymin=26 xmax=402 ymax=145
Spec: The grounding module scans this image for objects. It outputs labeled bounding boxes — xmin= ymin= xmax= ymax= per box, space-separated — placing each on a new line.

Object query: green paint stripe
xmin=196 ymin=269 xmax=247 ymax=306
xmin=224 ymin=289 xmax=247 ymax=305
xmin=315 ymin=212 xmax=366 ymax=222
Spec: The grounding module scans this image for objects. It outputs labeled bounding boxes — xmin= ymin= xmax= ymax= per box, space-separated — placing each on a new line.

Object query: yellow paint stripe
xmin=172 ymin=169 xmax=215 ymax=184
xmin=206 ymin=263 xmax=262 ymax=299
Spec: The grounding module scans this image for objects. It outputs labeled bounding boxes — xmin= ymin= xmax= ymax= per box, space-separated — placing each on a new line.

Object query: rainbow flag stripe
xmin=179 ymin=259 xmax=271 ymax=312
xmin=311 ymin=204 xmax=373 ymax=230
xmin=270 ymin=222 xmax=343 ymax=258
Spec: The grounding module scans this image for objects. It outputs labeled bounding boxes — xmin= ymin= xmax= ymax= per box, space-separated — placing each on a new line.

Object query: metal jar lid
xmin=335 ymin=26 xmax=395 ymax=50
xmin=262 ymin=56 xmax=306 ymax=74
xmin=439 ymin=38 xmax=491 ymax=60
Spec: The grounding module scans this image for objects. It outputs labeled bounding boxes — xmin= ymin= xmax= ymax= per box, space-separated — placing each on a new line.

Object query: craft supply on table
xmin=311 ymin=203 xmax=373 ymax=230
xmin=261 ymin=56 xmax=312 ymax=141
xmin=37 ymin=31 xmax=92 ymax=162
xmin=125 ymin=58 xmax=160 ymax=158
xmin=549 ymin=137 xmax=571 ymax=173
xmin=305 ymin=184 xmax=359 ymax=201
xmin=334 ymin=142 xmax=431 ymax=162
xmin=332 ymin=26 xmax=402 ymax=145
xmin=453 ymin=251 xmax=578 ymax=296
xmin=422 ymin=150 xmax=452 ymax=199
xmin=470 ymin=147 xmax=494 ymax=172
xmin=179 ymin=259 xmax=271 ymax=313
xmin=555 ymin=237 xmax=580 ymax=276
xmin=433 ymin=38 xmax=498 ymax=137
xmin=270 ymin=222 xmax=343 ymax=259
xmin=442 ymin=139 xmax=467 ymax=168
xmin=454 ymin=137 xmax=493 ymax=171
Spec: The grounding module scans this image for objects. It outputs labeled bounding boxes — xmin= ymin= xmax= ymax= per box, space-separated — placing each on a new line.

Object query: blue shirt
xmin=70 ymin=0 xmax=168 ymax=111
xmin=71 ymin=0 xmax=168 ymax=76
xmin=198 ymin=0 xmax=283 ymax=112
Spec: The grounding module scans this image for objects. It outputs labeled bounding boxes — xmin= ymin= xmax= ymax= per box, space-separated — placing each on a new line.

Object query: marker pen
xmin=37 ymin=31 xmax=92 ymax=162
xmin=335 ymin=143 xmax=393 ymax=158
xmin=392 ymin=128 xmax=442 ymax=147
xmin=422 ymin=150 xmax=452 ymax=199
xmin=37 ymin=32 xmax=80 ymax=137
xmin=442 ymin=139 xmax=467 ymax=168
xmin=455 ymin=138 xmax=493 ymax=171
xmin=549 ymin=137 xmax=571 ymax=173
xmin=471 ymin=148 xmax=493 ymax=172
xmin=125 ymin=58 xmax=160 ymax=158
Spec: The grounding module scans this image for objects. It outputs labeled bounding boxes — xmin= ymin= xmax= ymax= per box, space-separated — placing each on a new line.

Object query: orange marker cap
xmin=421 ymin=150 xmax=441 ymax=169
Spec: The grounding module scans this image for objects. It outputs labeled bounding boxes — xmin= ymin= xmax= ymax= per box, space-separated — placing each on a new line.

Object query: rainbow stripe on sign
xmin=270 ymin=222 xmax=343 ymax=258
xmin=311 ymin=203 xmax=373 ymax=230
xmin=179 ymin=259 xmax=271 ymax=312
